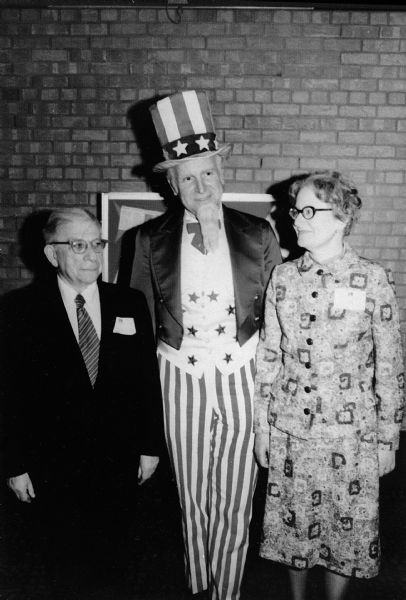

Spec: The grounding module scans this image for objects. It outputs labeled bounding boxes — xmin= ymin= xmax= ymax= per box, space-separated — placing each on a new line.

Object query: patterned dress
xmin=254 ymin=245 xmax=405 ymax=578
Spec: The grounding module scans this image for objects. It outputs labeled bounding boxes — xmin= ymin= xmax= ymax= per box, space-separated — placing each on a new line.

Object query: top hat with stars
xmin=150 ymin=90 xmax=232 ymax=172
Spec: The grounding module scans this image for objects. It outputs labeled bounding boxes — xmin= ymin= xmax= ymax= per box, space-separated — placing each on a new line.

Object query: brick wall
xmin=1 ymin=7 xmax=406 ymax=363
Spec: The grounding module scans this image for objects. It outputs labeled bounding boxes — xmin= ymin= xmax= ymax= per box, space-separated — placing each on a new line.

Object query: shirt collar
xmin=57 ymin=275 xmax=99 ymax=305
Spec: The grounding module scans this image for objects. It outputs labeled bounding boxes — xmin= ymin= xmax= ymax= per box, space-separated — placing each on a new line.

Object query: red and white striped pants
xmin=158 ymin=354 xmax=258 ymax=600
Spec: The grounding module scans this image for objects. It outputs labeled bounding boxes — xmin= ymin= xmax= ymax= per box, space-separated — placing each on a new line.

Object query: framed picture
xmin=101 ymin=192 xmax=274 ymax=283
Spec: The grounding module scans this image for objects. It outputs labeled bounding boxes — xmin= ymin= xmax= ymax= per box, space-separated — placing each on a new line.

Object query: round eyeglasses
xmin=50 ymin=239 xmax=107 ymax=254
xmin=289 ymin=206 xmax=333 ymax=221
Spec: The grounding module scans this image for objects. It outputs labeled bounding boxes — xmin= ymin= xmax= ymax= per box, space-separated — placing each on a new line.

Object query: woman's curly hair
xmin=289 ymin=170 xmax=362 ymax=236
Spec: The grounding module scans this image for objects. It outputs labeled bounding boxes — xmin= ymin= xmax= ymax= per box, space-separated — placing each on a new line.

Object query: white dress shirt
xmin=57 ymin=276 xmax=101 ymax=342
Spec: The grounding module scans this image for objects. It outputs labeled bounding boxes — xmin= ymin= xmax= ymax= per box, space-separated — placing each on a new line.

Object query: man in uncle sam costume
xmin=130 ymin=90 xmax=281 ymax=599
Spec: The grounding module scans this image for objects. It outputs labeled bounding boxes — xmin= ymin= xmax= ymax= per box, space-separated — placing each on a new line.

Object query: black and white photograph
xmin=1 ymin=2 xmax=405 ymax=599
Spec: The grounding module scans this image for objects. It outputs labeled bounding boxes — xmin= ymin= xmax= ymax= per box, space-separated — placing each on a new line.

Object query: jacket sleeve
xmin=0 ymin=292 xmax=31 ymax=477
xmin=371 ymin=266 xmax=405 ymax=450
xmin=132 ymin=289 xmax=165 ymax=457
xmin=253 ymin=266 xmax=283 ymax=434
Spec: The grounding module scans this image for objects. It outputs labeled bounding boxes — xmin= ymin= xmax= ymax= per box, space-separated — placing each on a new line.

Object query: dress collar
xmin=297 ymin=243 xmax=358 ymax=276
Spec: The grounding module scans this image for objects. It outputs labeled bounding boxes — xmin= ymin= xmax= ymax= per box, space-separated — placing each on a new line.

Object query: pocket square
xmin=113 ymin=317 xmax=136 ymax=335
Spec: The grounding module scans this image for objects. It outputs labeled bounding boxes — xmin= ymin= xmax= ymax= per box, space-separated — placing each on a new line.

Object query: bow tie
xmin=186 ymin=222 xmax=206 ymax=254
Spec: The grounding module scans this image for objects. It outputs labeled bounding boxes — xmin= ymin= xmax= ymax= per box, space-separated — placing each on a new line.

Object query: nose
xmin=196 ymin=176 xmax=206 ymax=194
xmin=83 ymin=244 xmax=98 ymax=261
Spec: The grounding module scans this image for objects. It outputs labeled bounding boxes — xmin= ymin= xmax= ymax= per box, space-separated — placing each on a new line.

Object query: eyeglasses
xmin=289 ymin=206 xmax=333 ymax=221
xmin=50 ymin=239 xmax=107 ymax=254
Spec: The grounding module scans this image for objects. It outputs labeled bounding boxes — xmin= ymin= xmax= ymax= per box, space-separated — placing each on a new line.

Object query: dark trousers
xmin=2 ymin=468 xmax=139 ymax=599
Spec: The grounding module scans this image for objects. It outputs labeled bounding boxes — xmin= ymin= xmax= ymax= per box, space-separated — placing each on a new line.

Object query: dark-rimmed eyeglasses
xmin=50 ymin=239 xmax=107 ymax=254
xmin=289 ymin=206 xmax=333 ymax=221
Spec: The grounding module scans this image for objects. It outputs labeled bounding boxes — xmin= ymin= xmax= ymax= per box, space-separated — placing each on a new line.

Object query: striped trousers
xmin=158 ymin=354 xmax=258 ymax=600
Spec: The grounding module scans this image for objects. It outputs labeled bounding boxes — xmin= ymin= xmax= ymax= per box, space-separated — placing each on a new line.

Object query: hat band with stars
xmin=162 ymin=132 xmax=218 ymax=161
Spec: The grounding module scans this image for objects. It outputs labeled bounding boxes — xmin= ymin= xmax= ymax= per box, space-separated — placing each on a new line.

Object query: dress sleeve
xmin=372 ymin=266 xmax=405 ymax=450
xmin=253 ymin=266 xmax=283 ymax=434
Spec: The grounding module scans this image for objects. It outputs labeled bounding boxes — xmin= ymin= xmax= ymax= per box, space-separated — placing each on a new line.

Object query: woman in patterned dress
xmin=254 ymin=171 xmax=404 ymax=600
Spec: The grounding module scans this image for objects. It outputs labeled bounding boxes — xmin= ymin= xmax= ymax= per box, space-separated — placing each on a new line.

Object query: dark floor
xmin=1 ymin=433 xmax=406 ymax=600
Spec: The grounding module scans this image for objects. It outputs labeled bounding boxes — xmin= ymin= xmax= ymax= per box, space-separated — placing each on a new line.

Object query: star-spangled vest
xmin=157 ymin=213 xmax=258 ymax=378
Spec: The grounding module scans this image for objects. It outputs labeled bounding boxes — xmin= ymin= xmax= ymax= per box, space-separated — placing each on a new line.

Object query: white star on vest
xmin=196 ymin=135 xmax=210 ymax=151
xmin=173 ymin=139 xmax=188 ymax=157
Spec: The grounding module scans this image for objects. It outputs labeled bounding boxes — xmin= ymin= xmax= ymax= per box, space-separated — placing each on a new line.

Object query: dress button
xmin=311 ymin=291 xmax=318 ymax=298
xmin=309 ymin=315 xmax=316 ymax=322
xmin=159 ymin=298 xmax=164 ymax=303
xmin=254 ymin=294 xmax=259 ymax=300
xmin=306 ymin=338 xmax=313 ymax=345
xmin=304 ymin=386 xmax=311 ymax=393
xmin=254 ymin=316 xmax=259 ymax=321
xmin=317 ymin=269 xmax=324 ymax=276
xmin=303 ymin=408 xmax=310 ymax=415
xmin=305 ymin=362 xmax=311 ymax=369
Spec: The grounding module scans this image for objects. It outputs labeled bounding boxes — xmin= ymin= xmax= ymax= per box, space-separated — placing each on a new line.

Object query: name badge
xmin=113 ymin=317 xmax=136 ymax=335
xmin=333 ymin=288 xmax=366 ymax=311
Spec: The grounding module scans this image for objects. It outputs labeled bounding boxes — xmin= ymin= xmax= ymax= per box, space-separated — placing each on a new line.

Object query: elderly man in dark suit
xmin=129 ymin=90 xmax=282 ymax=600
xmin=1 ymin=207 xmax=164 ymax=597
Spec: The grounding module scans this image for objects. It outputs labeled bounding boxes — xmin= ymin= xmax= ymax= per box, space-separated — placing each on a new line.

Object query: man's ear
xmin=44 ymin=244 xmax=58 ymax=268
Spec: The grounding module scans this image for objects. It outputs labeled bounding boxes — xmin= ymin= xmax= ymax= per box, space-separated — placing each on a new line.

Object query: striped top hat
xmin=150 ymin=90 xmax=232 ymax=172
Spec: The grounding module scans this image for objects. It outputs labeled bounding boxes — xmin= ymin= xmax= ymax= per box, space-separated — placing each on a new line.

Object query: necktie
xmin=186 ymin=222 xmax=206 ymax=254
xmin=75 ymin=294 xmax=100 ymax=387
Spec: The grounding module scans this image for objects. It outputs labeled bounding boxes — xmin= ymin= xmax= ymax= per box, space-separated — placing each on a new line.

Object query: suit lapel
xmin=99 ymin=281 xmax=115 ymax=343
xmin=150 ymin=208 xmax=184 ymax=328
xmin=224 ymin=206 xmax=262 ymax=330
xmin=95 ymin=281 xmax=116 ymax=388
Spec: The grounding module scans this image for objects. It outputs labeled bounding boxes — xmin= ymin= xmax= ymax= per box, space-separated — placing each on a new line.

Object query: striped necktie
xmin=75 ymin=293 xmax=100 ymax=387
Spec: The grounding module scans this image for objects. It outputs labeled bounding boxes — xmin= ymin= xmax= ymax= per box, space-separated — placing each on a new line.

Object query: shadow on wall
xmin=267 ymin=175 xmax=307 ymax=262
xmin=18 ymin=209 xmax=54 ymax=282
xmin=118 ymin=97 xmax=186 ymax=287
xmin=127 ymin=96 xmax=175 ymax=200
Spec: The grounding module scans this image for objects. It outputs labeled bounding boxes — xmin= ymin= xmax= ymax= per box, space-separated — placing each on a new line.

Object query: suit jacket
xmin=0 ymin=278 xmax=164 ymax=489
xmin=129 ymin=204 xmax=281 ymax=350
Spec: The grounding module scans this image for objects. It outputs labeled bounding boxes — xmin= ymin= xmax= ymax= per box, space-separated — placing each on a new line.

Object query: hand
xmin=138 ymin=455 xmax=159 ymax=485
xmin=7 ymin=472 xmax=36 ymax=503
xmin=378 ymin=447 xmax=396 ymax=477
xmin=254 ymin=433 xmax=270 ymax=468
